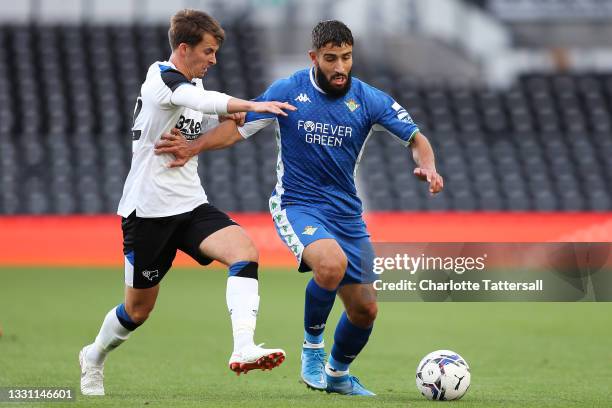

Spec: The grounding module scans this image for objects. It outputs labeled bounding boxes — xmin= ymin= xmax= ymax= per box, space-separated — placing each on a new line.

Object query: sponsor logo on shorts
xmin=302 ymin=226 xmax=318 ymax=236
xmin=142 ymin=270 xmax=159 ymax=281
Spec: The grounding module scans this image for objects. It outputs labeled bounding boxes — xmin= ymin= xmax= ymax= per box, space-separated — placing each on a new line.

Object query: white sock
xmin=86 ymin=307 xmax=131 ymax=365
xmin=303 ymin=340 xmax=325 ymax=349
xmin=226 ymin=276 xmax=259 ymax=353
xmin=325 ymin=362 xmax=349 ymax=377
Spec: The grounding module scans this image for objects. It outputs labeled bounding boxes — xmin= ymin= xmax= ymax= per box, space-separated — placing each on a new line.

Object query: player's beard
xmin=316 ymin=67 xmax=352 ymax=98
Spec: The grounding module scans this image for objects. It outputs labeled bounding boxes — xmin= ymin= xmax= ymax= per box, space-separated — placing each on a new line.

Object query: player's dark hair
xmin=311 ymin=20 xmax=353 ymax=50
xmin=168 ymin=9 xmax=225 ymax=50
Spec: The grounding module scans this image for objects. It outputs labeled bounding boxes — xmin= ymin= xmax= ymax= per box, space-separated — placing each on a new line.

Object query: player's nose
xmin=334 ymin=64 xmax=348 ymax=75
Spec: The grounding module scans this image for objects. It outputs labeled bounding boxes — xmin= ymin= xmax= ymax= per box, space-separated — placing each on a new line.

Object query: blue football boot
xmin=301 ymin=345 xmax=327 ymax=390
xmin=326 ymin=373 xmax=376 ymax=396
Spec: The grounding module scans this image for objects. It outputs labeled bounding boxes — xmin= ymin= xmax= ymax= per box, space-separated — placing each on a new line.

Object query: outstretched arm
xmin=156 ymin=76 xmax=294 ymax=168
xmin=170 ymin=85 xmax=295 ymax=116
xmin=365 ymin=86 xmax=443 ymax=195
xmin=154 ymin=119 xmax=244 ymax=168
xmin=410 ymin=132 xmax=444 ymax=194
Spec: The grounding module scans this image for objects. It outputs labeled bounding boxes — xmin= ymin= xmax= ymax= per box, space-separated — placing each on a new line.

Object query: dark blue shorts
xmin=270 ymin=203 xmax=375 ymax=285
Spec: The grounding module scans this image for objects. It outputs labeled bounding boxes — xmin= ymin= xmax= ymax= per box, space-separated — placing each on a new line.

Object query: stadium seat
xmin=0 ymin=23 xmax=610 ymax=213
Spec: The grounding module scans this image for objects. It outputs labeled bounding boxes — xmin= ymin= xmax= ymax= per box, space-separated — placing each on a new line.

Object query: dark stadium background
xmin=1 ymin=0 xmax=611 ymax=264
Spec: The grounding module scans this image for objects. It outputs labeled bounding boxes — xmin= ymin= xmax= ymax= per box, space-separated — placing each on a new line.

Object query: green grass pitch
xmin=1 ymin=266 xmax=611 ymax=407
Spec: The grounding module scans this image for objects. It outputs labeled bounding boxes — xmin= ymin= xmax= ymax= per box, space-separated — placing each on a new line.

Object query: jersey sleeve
xmin=366 ymin=85 xmax=420 ymax=146
xmin=170 ymin=84 xmax=231 ymax=115
xmin=143 ymin=66 xmax=190 ymax=107
xmin=238 ymin=77 xmax=293 ymax=139
xmin=145 ymin=65 xmax=231 ymax=114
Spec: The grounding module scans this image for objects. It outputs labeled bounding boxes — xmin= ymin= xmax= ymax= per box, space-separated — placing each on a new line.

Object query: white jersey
xmin=117 ymin=60 xmax=232 ymax=218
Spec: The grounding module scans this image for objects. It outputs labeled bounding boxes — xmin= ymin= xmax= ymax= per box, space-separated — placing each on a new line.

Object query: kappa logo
xmin=142 ymin=270 xmax=159 ymax=281
xmin=294 ymin=93 xmax=311 ymax=103
xmin=302 ymin=226 xmax=318 ymax=236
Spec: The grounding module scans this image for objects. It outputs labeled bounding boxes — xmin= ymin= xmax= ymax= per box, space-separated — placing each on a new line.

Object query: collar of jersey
xmin=309 ymin=67 xmax=327 ymax=95
xmin=161 ymin=60 xmax=177 ymax=70
xmin=161 ymin=60 xmax=198 ymax=85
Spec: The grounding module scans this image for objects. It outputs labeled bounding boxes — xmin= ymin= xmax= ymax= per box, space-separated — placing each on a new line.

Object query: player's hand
xmin=219 ymin=112 xmax=246 ymax=126
xmin=414 ymin=167 xmax=444 ymax=194
xmin=251 ymin=101 xmax=296 ymax=117
xmin=154 ymin=128 xmax=194 ymax=168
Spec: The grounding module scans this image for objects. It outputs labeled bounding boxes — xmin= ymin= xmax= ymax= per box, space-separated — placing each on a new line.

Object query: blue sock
xmin=304 ymin=278 xmax=336 ymax=344
xmin=115 ymin=303 xmax=141 ymax=331
xmin=329 ymin=312 xmax=373 ymax=371
xmin=228 ymin=261 xmax=258 ymax=279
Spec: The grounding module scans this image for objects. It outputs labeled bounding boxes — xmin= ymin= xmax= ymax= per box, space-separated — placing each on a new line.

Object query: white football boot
xmin=79 ymin=345 xmax=105 ymax=396
xmin=228 ymin=343 xmax=286 ymax=375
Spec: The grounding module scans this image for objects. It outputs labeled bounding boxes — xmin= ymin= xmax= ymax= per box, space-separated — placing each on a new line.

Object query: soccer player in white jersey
xmin=79 ymin=9 xmax=295 ymax=396
xmin=155 ymin=20 xmax=443 ymax=396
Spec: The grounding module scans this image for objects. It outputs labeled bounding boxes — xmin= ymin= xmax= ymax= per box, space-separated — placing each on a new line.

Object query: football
xmin=415 ymin=350 xmax=471 ymax=401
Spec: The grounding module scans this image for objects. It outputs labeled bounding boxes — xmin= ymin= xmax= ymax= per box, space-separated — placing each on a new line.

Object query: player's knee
xmin=244 ymin=244 xmax=259 ymax=263
xmin=314 ymin=256 xmax=347 ymax=289
xmin=363 ymin=302 xmax=378 ymax=323
xmin=231 ymin=242 xmax=259 ymax=264
xmin=349 ymin=302 xmax=378 ymax=327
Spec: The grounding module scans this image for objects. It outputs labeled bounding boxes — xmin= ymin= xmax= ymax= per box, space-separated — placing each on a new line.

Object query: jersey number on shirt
xmin=132 ymin=94 xmax=143 ymax=141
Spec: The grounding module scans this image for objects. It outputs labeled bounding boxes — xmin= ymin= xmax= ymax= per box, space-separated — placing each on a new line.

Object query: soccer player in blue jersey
xmin=155 ymin=20 xmax=443 ymax=396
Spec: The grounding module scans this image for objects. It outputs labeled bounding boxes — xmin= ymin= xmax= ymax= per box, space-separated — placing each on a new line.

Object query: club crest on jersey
xmin=345 ymin=98 xmax=360 ymax=112
xmin=302 ymin=226 xmax=318 ymax=236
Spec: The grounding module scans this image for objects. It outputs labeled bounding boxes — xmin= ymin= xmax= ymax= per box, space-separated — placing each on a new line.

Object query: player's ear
xmin=178 ymin=43 xmax=189 ymax=57
xmin=308 ymin=50 xmax=318 ymax=65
